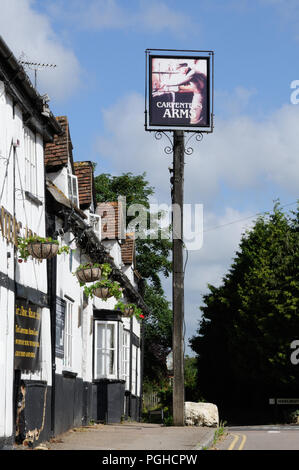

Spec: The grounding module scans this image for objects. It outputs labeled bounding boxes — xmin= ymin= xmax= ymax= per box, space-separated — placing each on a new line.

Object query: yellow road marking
xmin=238 ymin=434 xmax=247 ymax=450
xmin=228 ymin=434 xmax=240 ymax=450
xmin=228 ymin=433 xmax=247 ymax=450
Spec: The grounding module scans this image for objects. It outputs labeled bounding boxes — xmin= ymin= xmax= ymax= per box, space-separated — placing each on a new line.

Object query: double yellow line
xmin=228 ymin=433 xmax=247 ymax=450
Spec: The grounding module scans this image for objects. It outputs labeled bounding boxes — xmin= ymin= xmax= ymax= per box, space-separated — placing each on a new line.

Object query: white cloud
xmin=0 ymin=0 xmax=81 ymax=101
xmin=95 ymin=91 xmax=299 ymax=355
xmin=161 ymin=205 xmax=255 ymax=355
xmin=215 ymin=86 xmax=257 ymax=117
xmin=187 ymin=207 xmax=254 ymax=292
xmin=259 ymin=0 xmax=299 ymax=40
xmin=96 ymin=92 xmax=299 ymax=201
xmin=95 ymin=92 xmax=172 ymax=202
xmin=46 ymin=0 xmax=196 ymax=36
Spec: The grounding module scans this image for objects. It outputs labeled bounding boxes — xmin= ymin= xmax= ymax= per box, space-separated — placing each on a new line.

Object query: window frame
xmin=24 ymin=126 xmax=37 ymax=196
xmin=131 ymin=344 xmax=137 ymax=395
xmin=122 ymin=329 xmax=130 ymax=390
xmin=94 ymin=320 xmax=119 ymax=380
xmin=67 ymin=172 xmax=79 ymax=207
xmin=63 ymin=300 xmax=73 ymax=370
xmin=88 ymin=212 xmax=101 ymax=240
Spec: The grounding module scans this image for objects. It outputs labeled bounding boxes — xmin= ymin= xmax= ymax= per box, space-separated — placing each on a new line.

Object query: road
xmin=213 ymin=425 xmax=299 ymax=450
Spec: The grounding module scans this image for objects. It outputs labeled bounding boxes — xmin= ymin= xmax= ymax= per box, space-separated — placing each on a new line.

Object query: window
xmin=69 ymin=249 xmax=73 ymax=273
xmin=63 ymin=301 xmax=73 ymax=369
xmin=131 ymin=345 xmax=137 ymax=395
xmin=94 ymin=321 xmax=118 ymax=379
xmin=24 ymin=127 xmax=37 ymax=196
xmin=122 ymin=330 xmax=130 ymax=389
xmin=88 ymin=213 xmax=101 ymax=240
xmin=67 ymin=173 xmax=79 ymax=207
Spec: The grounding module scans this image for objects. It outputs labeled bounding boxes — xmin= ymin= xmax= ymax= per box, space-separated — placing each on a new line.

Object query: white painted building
xmin=0 ymin=35 xmax=61 ymax=449
xmin=0 ymin=35 xmax=147 ymax=450
xmin=44 ymin=118 xmax=146 ymax=435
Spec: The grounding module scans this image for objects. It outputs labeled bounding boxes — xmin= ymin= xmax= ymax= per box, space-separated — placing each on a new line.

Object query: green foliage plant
xmin=190 ymin=202 xmax=299 ymax=413
xmin=17 ymin=235 xmax=69 ymax=261
xmin=73 ymin=262 xmax=112 ymax=286
xmin=73 ymin=262 xmax=112 ymax=278
xmin=83 ymin=279 xmax=123 ymax=300
xmin=114 ymin=301 xmax=145 ymax=320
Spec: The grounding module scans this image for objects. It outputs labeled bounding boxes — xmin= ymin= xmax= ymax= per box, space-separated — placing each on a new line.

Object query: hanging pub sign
xmin=145 ymin=49 xmax=214 ymax=133
xmin=14 ymin=300 xmax=41 ymax=371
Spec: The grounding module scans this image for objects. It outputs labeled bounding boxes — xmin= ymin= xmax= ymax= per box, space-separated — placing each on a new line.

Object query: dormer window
xmin=67 ymin=172 xmax=79 ymax=207
xmin=88 ymin=212 xmax=101 ymax=240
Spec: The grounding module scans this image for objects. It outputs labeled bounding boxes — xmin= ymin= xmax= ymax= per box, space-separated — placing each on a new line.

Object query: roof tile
xmin=44 ymin=116 xmax=73 ymax=169
xmin=74 ymin=161 xmax=95 ymax=209
xmin=121 ymin=233 xmax=135 ymax=265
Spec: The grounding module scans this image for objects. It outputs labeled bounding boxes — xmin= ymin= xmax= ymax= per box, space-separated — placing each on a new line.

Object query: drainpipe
xmin=12 ymin=142 xmax=20 ymax=444
xmin=139 ymin=318 xmax=145 ymax=422
xmin=129 ymin=317 xmax=133 ymax=418
xmin=138 ymin=278 xmax=145 ymax=423
xmin=46 ymin=212 xmax=57 ymax=437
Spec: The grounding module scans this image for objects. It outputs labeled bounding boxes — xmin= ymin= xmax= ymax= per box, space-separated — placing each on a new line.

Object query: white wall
xmin=0 ymin=80 xmax=51 ymax=441
xmin=0 ymin=286 xmax=15 ymax=440
xmin=46 ymin=166 xmax=68 ymax=196
xmin=102 ymin=240 xmax=123 ymax=269
xmin=0 ymin=90 xmax=48 ymax=295
xmin=55 ymin=228 xmax=82 ymax=377
xmin=0 ymin=82 xmax=14 ymax=441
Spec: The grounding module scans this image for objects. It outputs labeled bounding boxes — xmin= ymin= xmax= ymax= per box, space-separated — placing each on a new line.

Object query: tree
xmin=95 ymin=172 xmax=172 ymax=289
xmin=94 ymin=172 xmax=173 ymax=382
xmin=95 ymin=172 xmax=154 ymax=209
xmin=190 ymin=203 xmax=299 ymax=419
xmin=143 ymin=284 xmax=172 ymax=383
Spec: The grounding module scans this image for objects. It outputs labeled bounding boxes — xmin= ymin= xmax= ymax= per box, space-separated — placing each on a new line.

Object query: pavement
xmin=36 ymin=422 xmax=216 ymax=451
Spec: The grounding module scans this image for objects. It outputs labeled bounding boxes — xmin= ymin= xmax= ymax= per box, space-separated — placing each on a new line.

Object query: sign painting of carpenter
xmin=148 ymin=55 xmax=211 ymax=130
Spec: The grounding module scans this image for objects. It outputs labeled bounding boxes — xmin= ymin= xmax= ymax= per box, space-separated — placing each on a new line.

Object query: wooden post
xmin=172 ymin=130 xmax=185 ymax=426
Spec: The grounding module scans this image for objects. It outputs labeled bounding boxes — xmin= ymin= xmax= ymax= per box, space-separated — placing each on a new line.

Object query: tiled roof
xmin=96 ymin=201 xmax=125 ymax=240
xmin=121 ymin=233 xmax=135 ymax=265
xmin=44 ymin=116 xmax=74 ymax=170
xmin=74 ymin=161 xmax=95 ymax=209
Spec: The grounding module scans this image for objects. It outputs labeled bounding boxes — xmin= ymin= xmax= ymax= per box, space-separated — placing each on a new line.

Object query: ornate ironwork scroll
xmin=152 ymin=130 xmax=204 ymax=156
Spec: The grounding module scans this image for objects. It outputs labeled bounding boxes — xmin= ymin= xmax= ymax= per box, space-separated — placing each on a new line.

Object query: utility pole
xmin=172 ymin=130 xmax=185 ymax=426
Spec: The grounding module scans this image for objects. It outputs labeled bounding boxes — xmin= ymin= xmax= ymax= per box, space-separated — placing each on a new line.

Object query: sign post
xmin=145 ymin=49 xmax=214 ymax=426
xmin=172 ymin=130 xmax=185 ymax=425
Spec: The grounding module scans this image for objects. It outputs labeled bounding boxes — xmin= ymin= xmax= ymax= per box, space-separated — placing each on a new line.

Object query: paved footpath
xmin=40 ymin=422 xmax=215 ymax=451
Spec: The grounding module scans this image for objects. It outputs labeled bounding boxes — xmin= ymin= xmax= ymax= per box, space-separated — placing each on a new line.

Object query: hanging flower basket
xmin=94 ymin=286 xmax=111 ymax=299
xmin=115 ymin=301 xmax=144 ymax=320
xmin=27 ymin=241 xmax=59 ymax=260
xmin=123 ymin=306 xmax=135 ymax=317
xmin=83 ymin=279 xmax=123 ymax=301
xmin=74 ymin=262 xmax=112 ymax=285
xmin=75 ymin=264 xmax=102 ymax=284
xmin=18 ymin=236 xmax=69 ymax=261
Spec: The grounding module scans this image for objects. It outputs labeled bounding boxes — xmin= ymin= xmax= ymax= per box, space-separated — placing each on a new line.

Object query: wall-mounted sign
xmin=145 ymin=50 xmax=214 ymax=133
xmin=0 ymin=204 xmax=37 ymax=246
xmin=14 ymin=300 xmax=41 ymax=371
xmin=269 ymin=398 xmax=299 ymax=405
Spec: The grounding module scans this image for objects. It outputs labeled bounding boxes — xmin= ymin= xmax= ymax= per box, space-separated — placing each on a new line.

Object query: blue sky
xmin=1 ymin=0 xmax=298 ymax=354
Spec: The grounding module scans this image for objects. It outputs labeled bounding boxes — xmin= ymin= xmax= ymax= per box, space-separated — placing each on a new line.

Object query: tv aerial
xmin=18 ymin=52 xmax=57 ymax=90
